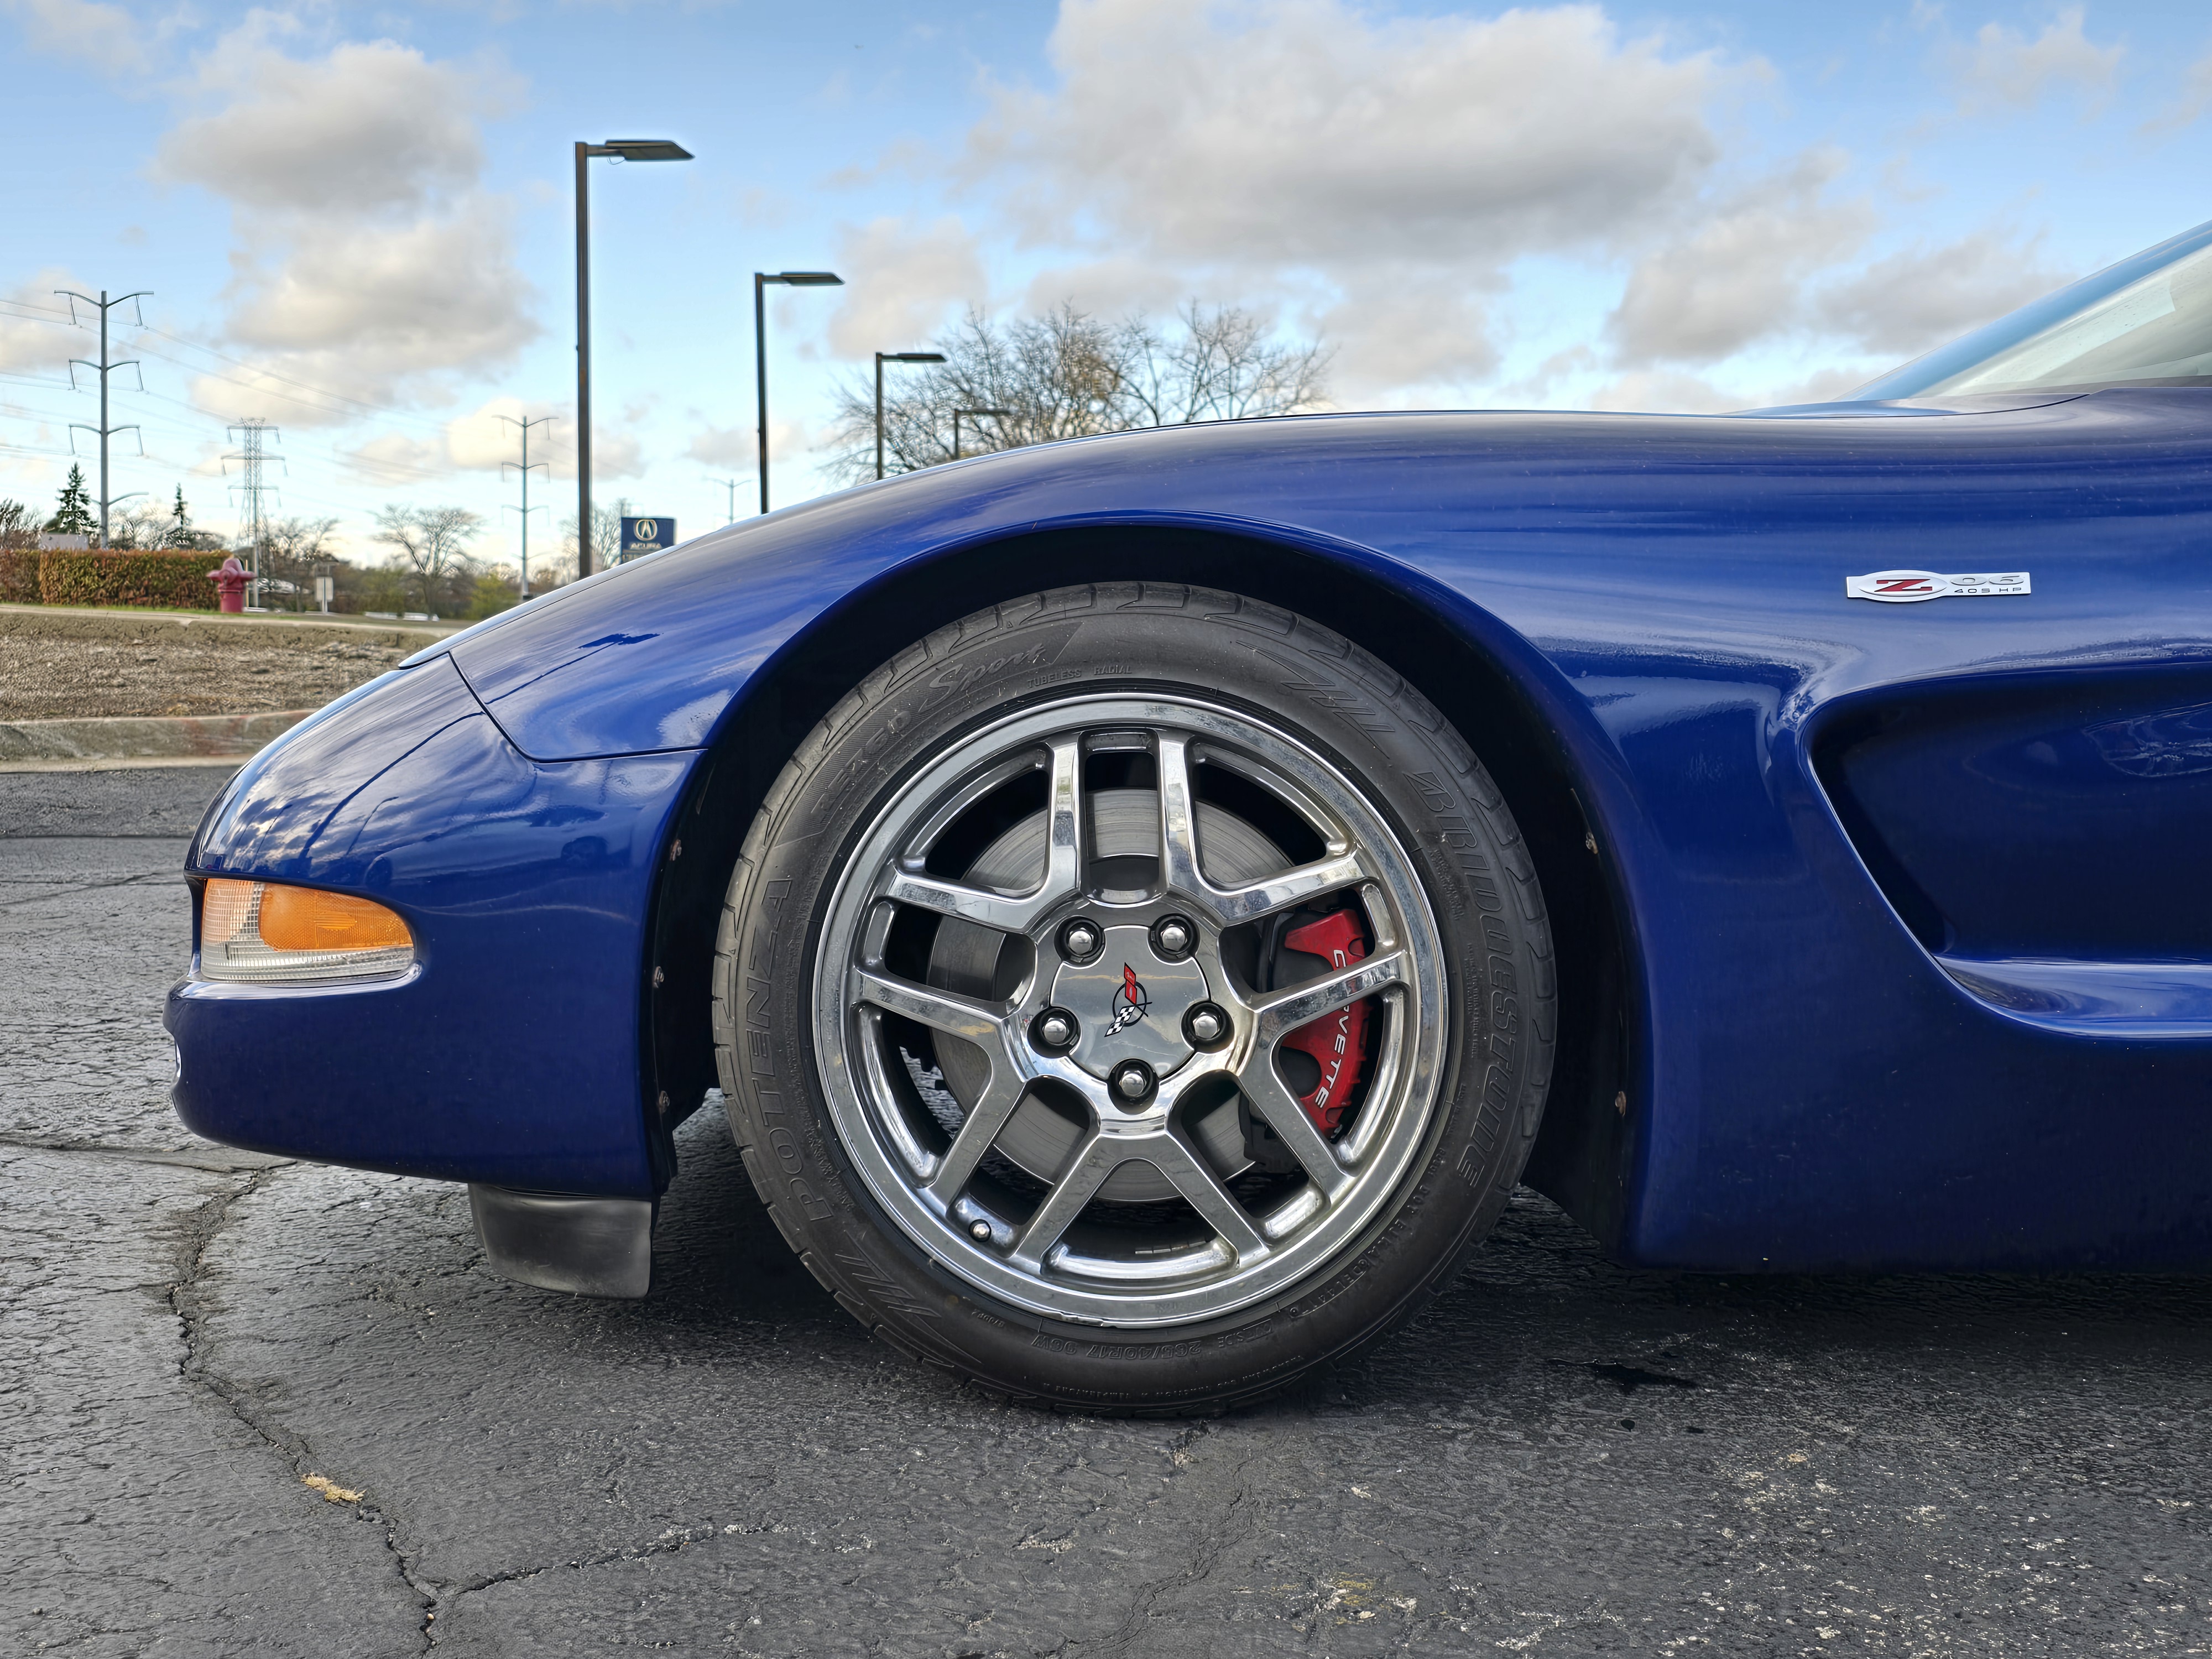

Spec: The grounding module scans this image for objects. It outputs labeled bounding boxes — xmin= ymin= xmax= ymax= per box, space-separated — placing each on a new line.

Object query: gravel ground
xmin=0 ymin=608 xmax=444 ymax=720
xmin=3 ymin=765 xmax=2209 ymax=1657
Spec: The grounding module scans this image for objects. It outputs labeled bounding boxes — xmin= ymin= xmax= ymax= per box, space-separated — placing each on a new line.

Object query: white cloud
xmin=823 ymin=217 xmax=989 ymax=359
xmin=1584 ymin=362 xmax=1874 ymax=415
xmin=153 ymin=24 xmax=539 ymax=422
xmin=958 ymin=0 xmax=1753 ymax=397
xmin=0 ymin=0 xmax=147 ymax=76
xmin=1317 ymin=270 xmax=1501 ymax=395
xmin=343 ymin=431 xmax=451 ymax=486
xmin=154 ymin=39 xmax=493 ymax=213
xmin=1951 ymin=6 xmax=2122 ymax=114
xmin=1014 ymin=256 xmax=1187 ymax=324
xmin=0 ymin=271 xmax=90 ymax=374
xmin=975 ymin=0 xmax=1735 ymax=267
xmin=591 ymin=428 xmax=645 ymax=482
xmin=445 ymin=399 xmax=550 ymax=474
xmin=337 ymin=399 xmax=629 ymax=489
xmin=1607 ymin=149 xmax=1874 ymax=367
xmin=686 ymin=422 xmax=755 ymax=469
xmin=1815 ymin=230 xmax=2068 ymax=357
xmin=1586 ymin=368 xmax=1744 ymax=414
xmin=188 ymin=207 xmax=538 ymax=421
xmin=2141 ymin=46 xmax=2212 ymax=134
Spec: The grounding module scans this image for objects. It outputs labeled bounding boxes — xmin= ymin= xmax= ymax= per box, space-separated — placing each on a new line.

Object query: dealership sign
xmin=620 ymin=517 xmax=675 ymax=562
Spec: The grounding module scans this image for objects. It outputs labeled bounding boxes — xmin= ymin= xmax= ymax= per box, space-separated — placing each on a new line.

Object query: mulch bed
xmin=0 ymin=609 xmax=447 ymax=721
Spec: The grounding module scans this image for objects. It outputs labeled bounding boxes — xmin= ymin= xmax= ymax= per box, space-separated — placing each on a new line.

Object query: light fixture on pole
xmin=576 ymin=138 xmax=693 ymax=578
xmin=953 ymin=407 xmax=1012 ymax=461
xmin=754 ymin=272 xmax=843 ymax=514
xmin=874 ymin=352 xmax=946 ymax=479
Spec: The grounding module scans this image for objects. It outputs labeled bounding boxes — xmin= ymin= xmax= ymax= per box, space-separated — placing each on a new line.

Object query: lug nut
xmin=1152 ymin=915 xmax=1196 ymax=960
xmin=1033 ymin=1008 xmax=1078 ymax=1052
xmin=968 ymin=1219 xmax=993 ymax=1242
xmin=1185 ymin=1003 xmax=1228 ymax=1047
xmin=1109 ymin=1059 xmax=1155 ymax=1103
xmin=1058 ymin=919 xmax=1103 ymax=962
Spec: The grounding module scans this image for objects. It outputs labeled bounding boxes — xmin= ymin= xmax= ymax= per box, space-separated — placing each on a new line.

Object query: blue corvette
xmin=171 ymin=220 xmax=2212 ymax=1411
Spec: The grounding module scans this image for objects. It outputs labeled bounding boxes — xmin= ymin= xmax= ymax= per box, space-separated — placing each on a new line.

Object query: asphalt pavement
xmin=3 ymin=763 xmax=2208 ymax=1657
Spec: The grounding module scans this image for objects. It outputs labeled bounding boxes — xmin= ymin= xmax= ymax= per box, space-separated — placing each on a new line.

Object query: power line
xmin=224 ymin=421 xmax=283 ymax=601
xmin=56 ymin=288 xmax=152 ymax=547
xmin=499 ymin=414 xmax=555 ymax=599
xmin=3 ymin=305 xmax=618 ymax=543
xmin=0 ymin=298 xmax=76 ymax=326
xmin=122 ymin=336 xmax=437 ymax=431
xmin=707 ymin=474 xmax=747 ymax=524
xmin=132 ymin=325 xmax=460 ymax=432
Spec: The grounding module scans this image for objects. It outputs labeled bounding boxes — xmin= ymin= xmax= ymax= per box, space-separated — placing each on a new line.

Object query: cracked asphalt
xmin=3 ymin=764 xmax=2209 ymax=1657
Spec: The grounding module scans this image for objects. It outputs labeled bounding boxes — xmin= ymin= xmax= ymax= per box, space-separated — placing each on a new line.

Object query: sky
xmin=4 ymin=0 xmax=2210 ymax=570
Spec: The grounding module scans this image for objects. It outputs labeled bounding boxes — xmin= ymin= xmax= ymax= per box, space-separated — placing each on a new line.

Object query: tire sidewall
xmin=714 ymin=585 xmax=1551 ymax=1409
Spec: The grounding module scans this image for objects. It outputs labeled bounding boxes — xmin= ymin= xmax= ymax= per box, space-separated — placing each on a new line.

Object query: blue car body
xmin=170 ymin=381 xmax=2212 ymax=1274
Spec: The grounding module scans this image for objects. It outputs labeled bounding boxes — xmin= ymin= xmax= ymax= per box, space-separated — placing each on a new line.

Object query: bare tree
xmin=820 ymin=301 xmax=1331 ymax=486
xmin=103 ymin=488 xmax=228 ymax=552
xmin=106 ymin=498 xmax=170 ymax=550
xmin=258 ymin=515 xmax=343 ymax=610
xmin=1130 ymin=302 xmax=1333 ymax=426
xmin=372 ymin=504 xmax=484 ymax=615
xmin=554 ymin=502 xmax=622 ymax=586
xmin=1 ymin=499 xmax=41 ymax=550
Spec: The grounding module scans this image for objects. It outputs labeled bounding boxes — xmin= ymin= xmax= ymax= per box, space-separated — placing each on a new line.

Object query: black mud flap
xmin=468 ymin=1185 xmax=654 ymax=1298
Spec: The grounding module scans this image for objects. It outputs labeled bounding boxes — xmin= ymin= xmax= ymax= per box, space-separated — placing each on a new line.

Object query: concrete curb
xmin=0 ymin=602 xmax=455 ymax=640
xmin=0 ymin=709 xmax=311 ymax=763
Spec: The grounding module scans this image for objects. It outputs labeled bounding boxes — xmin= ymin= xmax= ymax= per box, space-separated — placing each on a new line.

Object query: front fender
xmin=168 ymin=655 xmax=696 ymax=1194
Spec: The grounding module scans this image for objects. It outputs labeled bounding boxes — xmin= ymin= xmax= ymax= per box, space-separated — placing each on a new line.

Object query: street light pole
xmin=754 ymin=270 xmax=843 ymax=514
xmin=953 ymin=406 xmax=1012 ymax=460
xmin=875 ymin=352 xmax=947 ymax=479
xmin=576 ymin=137 xmax=692 ymax=579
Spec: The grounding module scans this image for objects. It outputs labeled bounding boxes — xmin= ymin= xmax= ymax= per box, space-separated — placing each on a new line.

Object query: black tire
xmin=711 ymin=583 xmax=1553 ymax=1412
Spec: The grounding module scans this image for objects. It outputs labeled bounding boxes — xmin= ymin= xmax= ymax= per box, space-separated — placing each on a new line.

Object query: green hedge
xmin=37 ymin=550 xmax=222 ymax=609
xmin=0 ymin=548 xmax=36 ymax=604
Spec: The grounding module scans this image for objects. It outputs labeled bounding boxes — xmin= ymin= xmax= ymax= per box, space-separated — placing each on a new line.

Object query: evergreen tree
xmin=165 ymin=486 xmax=193 ymax=549
xmin=47 ymin=465 xmax=96 ymax=538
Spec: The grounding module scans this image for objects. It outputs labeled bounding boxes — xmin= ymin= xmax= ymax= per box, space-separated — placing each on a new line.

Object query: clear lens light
xmin=199 ymin=879 xmax=414 ymax=984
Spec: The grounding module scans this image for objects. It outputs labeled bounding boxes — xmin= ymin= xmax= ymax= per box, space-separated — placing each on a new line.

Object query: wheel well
xmin=644 ymin=524 xmax=1633 ymax=1243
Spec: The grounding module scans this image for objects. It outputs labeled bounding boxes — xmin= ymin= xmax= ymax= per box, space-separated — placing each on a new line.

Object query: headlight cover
xmin=199 ymin=878 xmax=414 ymax=984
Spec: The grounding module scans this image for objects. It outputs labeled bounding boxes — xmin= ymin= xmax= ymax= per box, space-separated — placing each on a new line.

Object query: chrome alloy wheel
xmin=811 ymin=694 xmax=1448 ymax=1328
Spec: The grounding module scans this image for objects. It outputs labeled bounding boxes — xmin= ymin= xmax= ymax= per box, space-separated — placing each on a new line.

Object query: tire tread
xmin=710 ymin=582 xmax=1554 ymax=1415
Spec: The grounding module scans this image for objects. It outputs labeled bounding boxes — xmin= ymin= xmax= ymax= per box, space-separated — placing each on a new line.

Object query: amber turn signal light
xmin=199 ymin=879 xmax=414 ymax=983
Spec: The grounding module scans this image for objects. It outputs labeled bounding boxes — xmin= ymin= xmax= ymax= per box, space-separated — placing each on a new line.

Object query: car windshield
xmin=1846 ymin=218 xmax=2212 ymax=401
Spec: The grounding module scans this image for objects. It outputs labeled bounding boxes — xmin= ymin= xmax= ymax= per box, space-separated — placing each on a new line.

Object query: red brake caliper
xmin=1279 ymin=909 xmax=1374 ymax=1135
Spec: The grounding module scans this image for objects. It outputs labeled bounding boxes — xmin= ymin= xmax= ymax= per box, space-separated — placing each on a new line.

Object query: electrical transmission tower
xmin=708 ymin=475 xmax=745 ymax=525
xmin=56 ymin=288 xmax=150 ymax=548
xmin=499 ymin=415 xmax=556 ymax=599
xmin=223 ymin=421 xmax=284 ymax=605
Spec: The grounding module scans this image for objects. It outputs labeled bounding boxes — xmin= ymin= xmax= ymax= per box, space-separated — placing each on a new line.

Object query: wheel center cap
xmin=1051 ymin=924 xmax=1209 ymax=1081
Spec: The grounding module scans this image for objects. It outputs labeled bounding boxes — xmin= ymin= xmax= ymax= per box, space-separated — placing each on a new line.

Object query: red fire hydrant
xmin=208 ymin=555 xmax=249 ymax=614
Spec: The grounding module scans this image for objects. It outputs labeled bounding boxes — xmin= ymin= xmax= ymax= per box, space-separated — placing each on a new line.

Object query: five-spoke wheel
xmin=818 ymin=697 xmax=1446 ymax=1326
xmin=714 ymin=584 xmax=1553 ymax=1411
